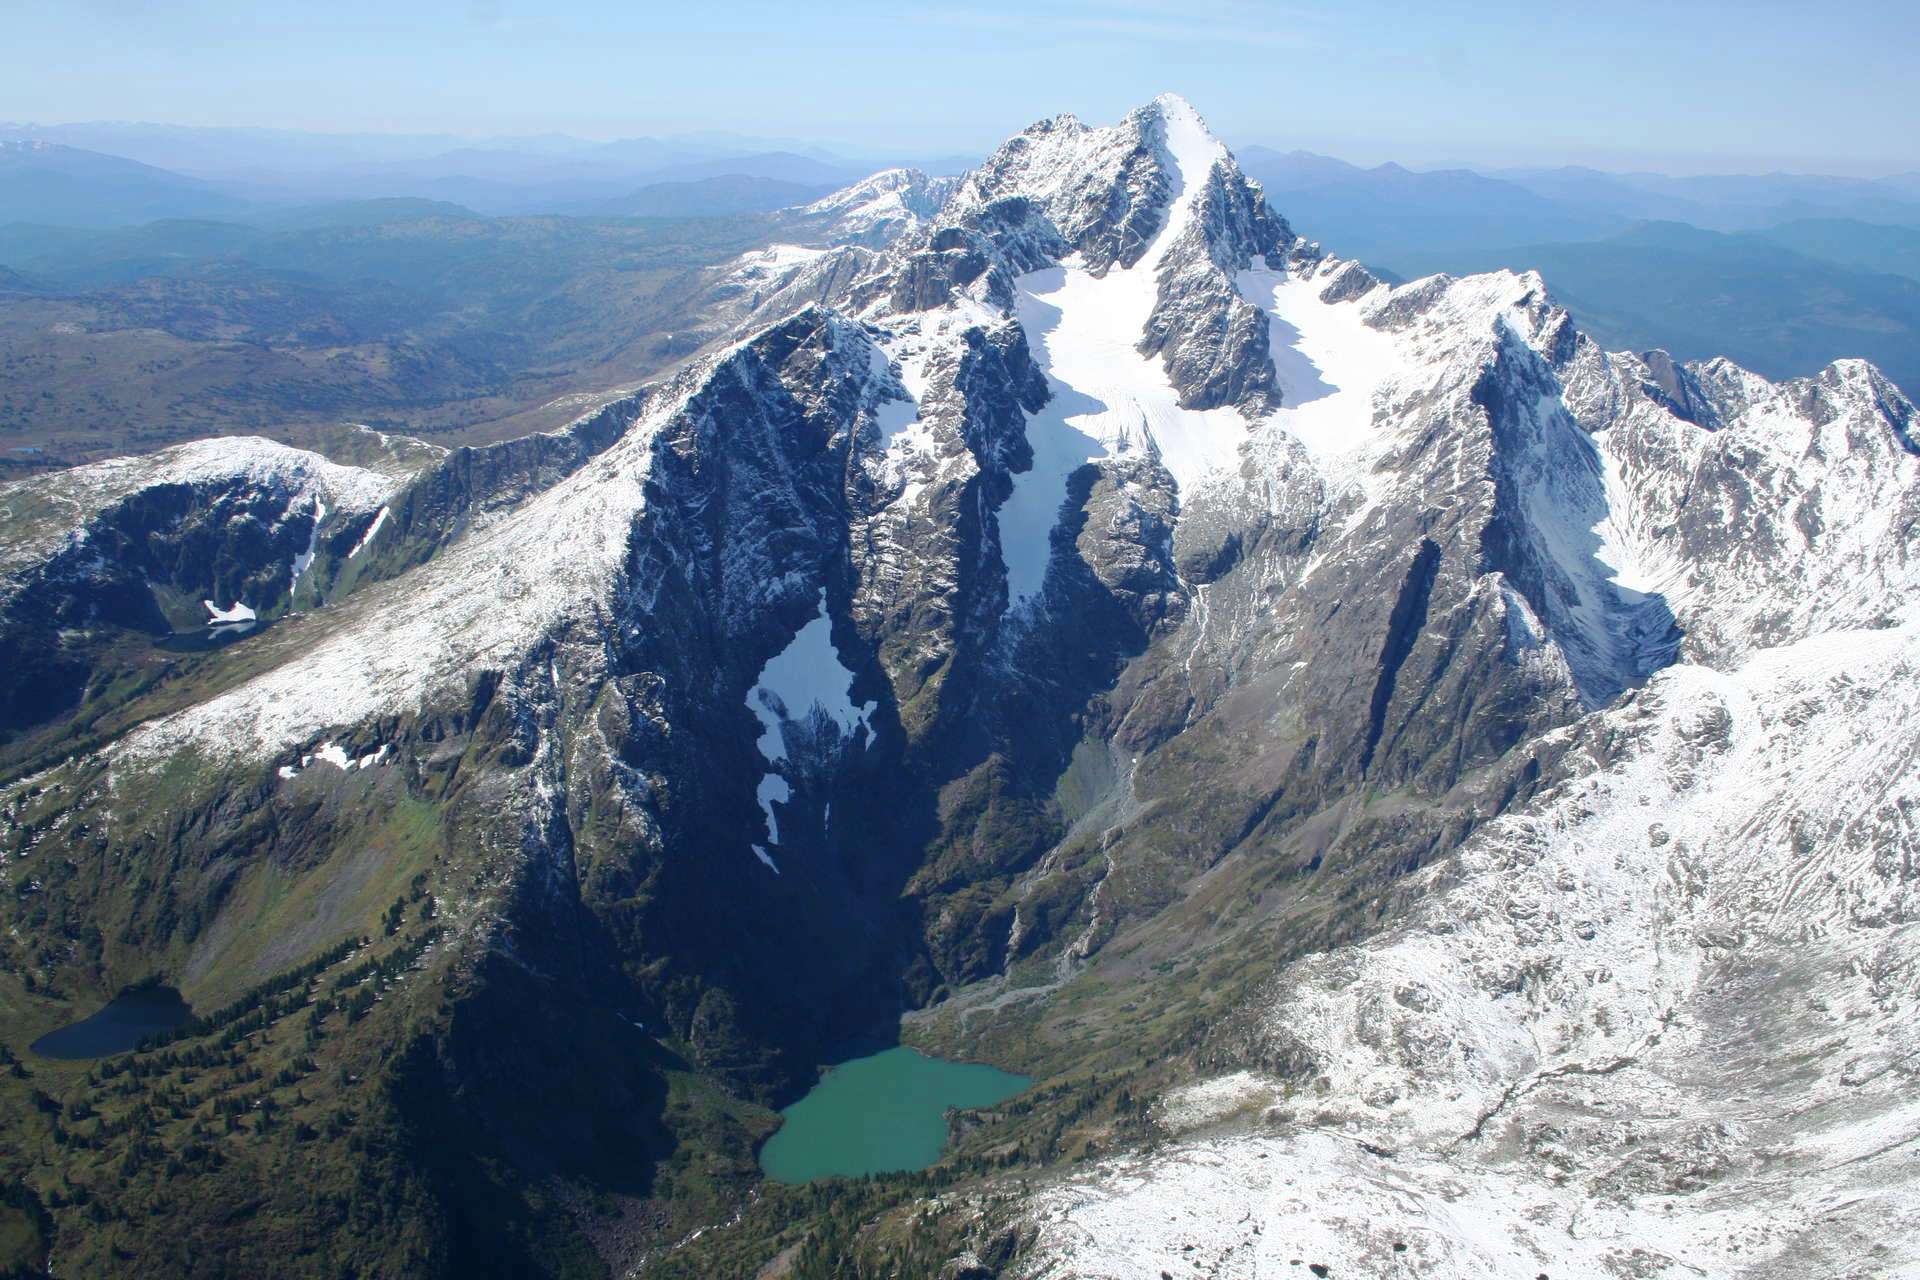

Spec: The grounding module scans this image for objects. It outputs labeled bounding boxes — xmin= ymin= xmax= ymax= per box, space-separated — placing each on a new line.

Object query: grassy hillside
xmin=0 ymin=208 xmax=776 ymax=475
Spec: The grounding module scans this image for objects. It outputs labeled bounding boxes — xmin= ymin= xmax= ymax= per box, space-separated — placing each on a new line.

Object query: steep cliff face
xmin=3 ymin=95 xmax=1917 ymax=1278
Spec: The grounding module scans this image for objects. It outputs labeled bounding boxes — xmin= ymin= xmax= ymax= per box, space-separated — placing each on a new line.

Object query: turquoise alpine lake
xmin=758 ymin=1046 xmax=1030 ymax=1183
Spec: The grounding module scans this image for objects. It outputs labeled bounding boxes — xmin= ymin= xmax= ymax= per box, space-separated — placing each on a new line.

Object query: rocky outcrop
xmin=4 ymin=94 xmax=1918 ymax=1279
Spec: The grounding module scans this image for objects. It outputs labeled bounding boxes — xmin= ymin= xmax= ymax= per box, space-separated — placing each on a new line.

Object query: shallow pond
xmin=29 ymin=986 xmax=194 ymax=1059
xmin=759 ymin=1046 xmax=1029 ymax=1183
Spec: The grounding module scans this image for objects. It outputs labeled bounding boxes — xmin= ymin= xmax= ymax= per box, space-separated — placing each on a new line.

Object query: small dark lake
xmin=156 ymin=619 xmax=269 ymax=654
xmin=29 ymin=986 xmax=194 ymax=1059
xmin=758 ymin=1046 xmax=1029 ymax=1183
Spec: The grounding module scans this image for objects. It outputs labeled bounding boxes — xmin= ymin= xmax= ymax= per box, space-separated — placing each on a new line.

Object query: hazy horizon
xmin=6 ymin=0 xmax=1917 ymax=178
xmin=3 ymin=111 xmax=1916 ymax=185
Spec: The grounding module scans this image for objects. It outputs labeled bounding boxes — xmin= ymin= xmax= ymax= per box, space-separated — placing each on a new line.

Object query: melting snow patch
xmin=289 ymin=499 xmax=326 ymax=599
xmin=203 ymin=600 xmax=256 ymax=624
xmin=312 ymin=742 xmax=352 ymax=770
xmin=280 ymin=740 xmax=390 ymax=781
xmin=755 ymin=774 xmax=791 ymax=843
xmin=746 ymin=590 xmax=876 ymax=760
xmin=744 ymin=590 xmax=875 ymax=868
xmin=346 ymin=506 xmax=390 ymax=559
xmin=1157 ymin=1071 xmax=1282 ymax=1133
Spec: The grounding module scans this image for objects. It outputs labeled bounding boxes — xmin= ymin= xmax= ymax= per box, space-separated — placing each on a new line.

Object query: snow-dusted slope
xmin=797 ymin=167 xmax=959 ymax=244
xmin=0 ymin=435 xmax=396 ymax=590
xmin=998 ymin=108 xmax=1920 ymax=1273
xmin=1563 ymin=350 xmax=1920 ymax=664
xmin=111 ymin=309 xmax=904 ymax=769
xmin=1025 ymin=612 xmax=1920 ymax=1278
xmin=115 ymin=383 xmax=694 ymax=764
xmin=723 ymin=242 xmax=832 ymax=288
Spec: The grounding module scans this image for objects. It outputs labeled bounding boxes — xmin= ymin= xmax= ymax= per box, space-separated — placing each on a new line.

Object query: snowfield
xmin=1026 ymin=617 xmax=1920 ymax=1279
xmin=1233 ymin=259 xmax=1401 ymax=512
xmin=201 ymin=600 xmax=257 ymax=624
xmin=1002 ymin=95 xmax=1247 ymax=608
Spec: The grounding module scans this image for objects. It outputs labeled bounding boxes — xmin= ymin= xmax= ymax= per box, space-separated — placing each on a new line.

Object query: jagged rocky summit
xmin=1 ymin=94 xmax=1916 ymax=1278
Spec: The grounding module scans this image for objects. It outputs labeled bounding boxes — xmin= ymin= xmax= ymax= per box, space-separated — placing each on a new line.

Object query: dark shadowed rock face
xmin=4 ymin=95 xmax=1918 ymax=1278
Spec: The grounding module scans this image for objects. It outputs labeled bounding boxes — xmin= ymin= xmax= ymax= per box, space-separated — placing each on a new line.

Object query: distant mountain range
xmin=0 ymin=119 xmax=845 ymax=174
xmin=3 ymin=124 xmax=1919 ymax=407
xmin=560 ymin=174 xmax=837 ymax=218
xmin=1234 ymin=146 xmax=1623 ymax=259
xmin=1235 ymin=146 xmax=1920 ymax=262
xmin=0 ymin=120 xmax=967 ymax=219
xmin=0 ymin=140 xmax=248 ymax=227
xmin=7 ymin=120 xmax=1916 ymax=237
xmin=0 ymin=137 xmax=867 ymax=221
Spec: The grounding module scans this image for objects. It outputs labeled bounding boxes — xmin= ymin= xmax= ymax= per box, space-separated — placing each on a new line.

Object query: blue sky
xmin=5 ymin=0 xmax=1916 ymax=174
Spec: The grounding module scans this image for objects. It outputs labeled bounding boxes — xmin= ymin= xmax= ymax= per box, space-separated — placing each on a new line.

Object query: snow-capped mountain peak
xmin=794 ymin=166 xmax=959 ymax=245
xmin=65 ymin=96 xmax=1918 ymax=763
xmin=8 ymin=98 xmax=1920 ymax=1275
xmin=1145 ymin=91 xmax=1226 ymax=183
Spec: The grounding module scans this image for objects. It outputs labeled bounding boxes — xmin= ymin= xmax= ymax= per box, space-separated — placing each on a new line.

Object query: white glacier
xmin=1001 ymin=96 xmax=1246 ymax=608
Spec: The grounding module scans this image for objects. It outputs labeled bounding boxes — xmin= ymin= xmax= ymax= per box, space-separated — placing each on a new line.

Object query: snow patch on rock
xmin=202 ymin=600 xmax=256 ymax=624
xmin=745 ymin=589 xmax=875 ymax=870
xmin=346 ymin=506 xmax=389 ymax=560
xmin=288 ymin=499 xmax=327 ymax=600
